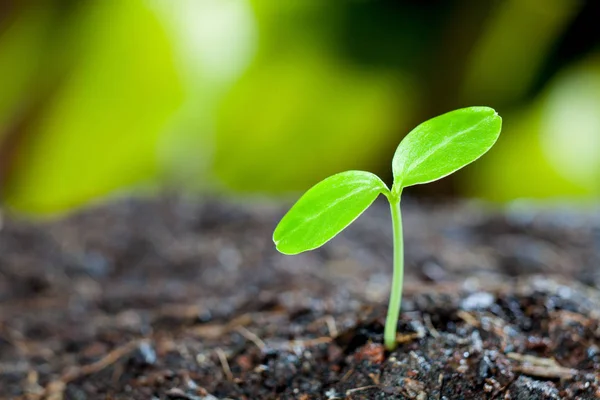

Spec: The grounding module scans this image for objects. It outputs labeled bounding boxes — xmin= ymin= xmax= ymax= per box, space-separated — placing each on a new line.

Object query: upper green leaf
xmin=392 ymin=106 xmax=502 ymax=189
xmin=273 ymin=171 xmax=389 ymax=255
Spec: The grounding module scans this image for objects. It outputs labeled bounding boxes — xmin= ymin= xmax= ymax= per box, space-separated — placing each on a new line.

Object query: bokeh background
xmin=1 ymin=0 xmax=600 ymax=215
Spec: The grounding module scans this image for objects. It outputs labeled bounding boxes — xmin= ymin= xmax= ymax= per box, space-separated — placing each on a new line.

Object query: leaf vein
xmin=278 ymin=185 xmax=377 ymax=241
xmin=403 ymin=117 xmax=488 ymax=177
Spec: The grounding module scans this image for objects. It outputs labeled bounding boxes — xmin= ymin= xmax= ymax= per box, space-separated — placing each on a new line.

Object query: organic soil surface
xmin=1 ymin=196 xmax=600 ymax=399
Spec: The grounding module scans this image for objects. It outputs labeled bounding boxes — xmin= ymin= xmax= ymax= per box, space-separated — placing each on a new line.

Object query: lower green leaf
xmin=273 ymin=170 xmax=388 ymax=255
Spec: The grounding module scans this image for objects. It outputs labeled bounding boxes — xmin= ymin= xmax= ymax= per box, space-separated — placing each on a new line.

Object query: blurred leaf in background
xmin=3 ymin=0 xmax=184 ymax=214
xmin=1 ymin=0 xmax=600 ymax=215
xmin=461 ymin=0 xmax=581 ymax=107
xmin=467 ymin=55 xmax=600 ymax=201
xmin=214 ymin=48 xmax=413 ymax=192
xmin=214 ymin=1 xmax=416 ymax=192
xmin=153 ymin=0 xmax=257 ymax=189
xmin=0 ymin=3 xmax=54 ymax=132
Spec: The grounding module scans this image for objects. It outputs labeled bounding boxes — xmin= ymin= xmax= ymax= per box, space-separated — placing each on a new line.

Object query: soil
xmin=1 ymin=196 xmax=600 ymax=399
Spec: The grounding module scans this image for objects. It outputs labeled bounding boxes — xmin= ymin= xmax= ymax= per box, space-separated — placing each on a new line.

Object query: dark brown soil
xmin=1 ymin=196 xmax=600 ymax=399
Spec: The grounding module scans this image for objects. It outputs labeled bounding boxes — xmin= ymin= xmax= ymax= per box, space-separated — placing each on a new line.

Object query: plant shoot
xmin=273 ymin=107 xmax=502 ymax=350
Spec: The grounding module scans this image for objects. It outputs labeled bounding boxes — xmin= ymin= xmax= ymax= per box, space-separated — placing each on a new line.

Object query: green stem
xmin=384 ymin=196 xmax=404 ymax=350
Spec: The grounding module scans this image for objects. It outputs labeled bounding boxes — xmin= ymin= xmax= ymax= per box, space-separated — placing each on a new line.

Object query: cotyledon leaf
xmin=392 ymin=106 xmax=502 ymax=189
xmin=273 ymin=170 xmax=389 ymax=255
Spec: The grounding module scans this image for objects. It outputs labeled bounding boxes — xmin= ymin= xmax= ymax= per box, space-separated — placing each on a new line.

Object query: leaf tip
xmin=272 ymin=231 xmax=282 ymax=249
xmin=272 ymin=232 xmax=294 ymax=255
xmin=274 ymin=242 xmax=300 ymax=256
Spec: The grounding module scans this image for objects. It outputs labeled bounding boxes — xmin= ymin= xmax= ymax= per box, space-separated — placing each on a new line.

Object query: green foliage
xmin=274 ymin=107 xmax=502 ymax=254
xmin=392 ymin=107 xmax=501 ymax=189
xmin=0 ymin=4 xmax=53 ymax=131
xmin=4 ymin=0 xmax=184 ymax=213
xmin=214 ymin=51 xmax=410 ymax=193
xmin=273 ymin=106 xmax=502 ymax=349
xmin=213 ymin=0 xmax=413 ymax=194
xmin=273 ymin=171 xmax=388 ymax=255
xmin=1 ymin=1 xmax=593 ymax=214
xmin=468 ymin=58 xmax=600 ymax=201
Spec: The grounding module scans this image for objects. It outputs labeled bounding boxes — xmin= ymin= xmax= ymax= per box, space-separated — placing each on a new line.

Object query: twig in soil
xmin=156 ymin=303 xmax=210 ymax=321
xmin=550 ymin=309 xmax=591 ymax=326
xmin=507 ymin=353 xmax=558 ymax=367
xmin=325 ymin=316 xmax=338 ymax=338
xmin=40 ymin=339 xmax=143 ymax=399
xmin=215 ymin=348 xmax=234 ymax=382
xmin=457 ymin=310 xmax=480 ymax=327
xmin=345 ymin=385 xmax=378 ymax=396
xmin=22 ymin=370 xmax=44 ymax=397
xmin=515 ymin=365 xmax=577 ymax=379
xmin=340 ymin=368 xmax=354 ymax=383
xmin=189 ymin=323 xmax=227 ymax=339
xmin=290 ymin=336 xmax=333 ymax=348
xmin=507 ymin=353 xmax=578 ymax=379
xmin=396 ymin=330 xmax=425 ymax=345
xmin=0 ymin=324 xmax=54 ymax=359
xmin=368 ymin=372 xmax=381 ymax=385
xmin=236 ymin=326 xmax=266 ymax=351
xmin=226 ymin=313 xmax=254 ymax=329
xmin=424 ymin=314 xmax=440 ymax=339
xmin=256 ymin=336 xmax=332 ymax=353
xmin=61 ymin=339 xmax=143 ymax=383
xmin=44 ymin=381 xmax=66 ymax=400
xmin=306 ymin=315 xmax=339 ymax=338
xmin=188 ymin=313 xmax=254 ymax=340
xmin=437 ymin=373 xmax=444 ymax=400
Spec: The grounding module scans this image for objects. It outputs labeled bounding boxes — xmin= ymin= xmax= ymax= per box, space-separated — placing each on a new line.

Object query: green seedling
xmin=273 ymin=107 xmax=502 ymax=350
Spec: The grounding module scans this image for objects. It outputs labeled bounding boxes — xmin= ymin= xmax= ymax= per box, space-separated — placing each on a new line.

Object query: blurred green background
xmin=1 ymin=0 xmax=600 ymax=215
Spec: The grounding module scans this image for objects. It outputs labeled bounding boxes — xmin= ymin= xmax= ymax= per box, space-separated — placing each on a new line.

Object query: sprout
xmin=273 ymin=107 xmax=502 ymax=350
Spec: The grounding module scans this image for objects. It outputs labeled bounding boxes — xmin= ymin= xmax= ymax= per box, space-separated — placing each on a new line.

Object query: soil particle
xmin=510 ymin=376 xmax=560 ymax=400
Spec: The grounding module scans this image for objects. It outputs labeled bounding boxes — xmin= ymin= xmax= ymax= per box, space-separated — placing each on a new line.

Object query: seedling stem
xmin=272 ymin=107 xmax=502 ymax=350
xmin=385 ymin=196 xmax=404 ymax=350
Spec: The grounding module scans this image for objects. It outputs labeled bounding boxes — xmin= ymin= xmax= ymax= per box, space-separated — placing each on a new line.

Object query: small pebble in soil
xmin=460 ymin=291 xmax=495 ymax=310
xmin=130 ymin=341 xmax=157 ymax=367
xmin=511 ymin=376 xmax=561 ymax=399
